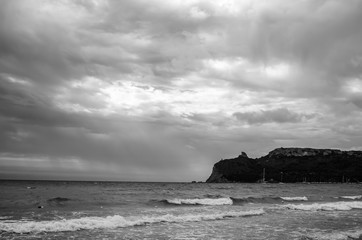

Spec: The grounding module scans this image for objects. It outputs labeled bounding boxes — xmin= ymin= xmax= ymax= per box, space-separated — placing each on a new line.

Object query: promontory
xmin=206 ymin=148 xmax=362 ymax=183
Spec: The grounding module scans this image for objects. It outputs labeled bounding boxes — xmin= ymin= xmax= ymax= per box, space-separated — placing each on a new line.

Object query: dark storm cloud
xmin=0 ymin=77 xmax=192 ymax=167
xmin=0 ymin=78 xmax=207 ymax=180
xmin=350 ymin=95 xmax=362 ymax=109
xmin=1 ymin=0 xmax=362 ymax=181
xmin=0 ymin=1 xmax=86 ymax=86
xmin=0 ymin=80 xmax=77 ymax=128
xmin=2 ymin=0 xmax=362 ymax=89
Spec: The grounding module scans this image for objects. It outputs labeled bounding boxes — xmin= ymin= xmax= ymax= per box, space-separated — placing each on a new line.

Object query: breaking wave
xmin=160 ymin=196 xmax=310 ymax=206
xmin=339 ymin=195 xmax=362 ymax=200
xmin=231 ymin=196 xmax=308 ymax=205
xmin=280 ymin=196 xmax=308 ymax=201
xmin=165 ymin=197 xmax=233 ymax=205
xmin=0 ymin=209 xmax=265 ymax=233
xmin=284 ymin=201 xmax=362 ymax=211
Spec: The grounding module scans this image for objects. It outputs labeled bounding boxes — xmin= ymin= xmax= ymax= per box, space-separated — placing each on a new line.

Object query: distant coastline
xmin=206 ymin=147 xmax=362 ymax=183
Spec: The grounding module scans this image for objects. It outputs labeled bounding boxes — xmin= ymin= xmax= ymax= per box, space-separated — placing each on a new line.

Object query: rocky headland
xmin=206 ymin=148 xmax=362 ymax=183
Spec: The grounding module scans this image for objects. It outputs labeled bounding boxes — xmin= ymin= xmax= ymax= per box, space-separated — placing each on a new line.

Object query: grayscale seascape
xmin=1 ymin=0 xmax=362 ymax=239
xmin=1 ymin=181 xmax=361 ymax=240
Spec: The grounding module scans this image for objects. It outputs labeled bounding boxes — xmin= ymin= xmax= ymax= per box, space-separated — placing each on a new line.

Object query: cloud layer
xmin=1 ymin=0 xmax=362 ymax=181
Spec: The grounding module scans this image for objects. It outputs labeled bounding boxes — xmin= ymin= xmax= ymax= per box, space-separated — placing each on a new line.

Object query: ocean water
xmin=0 ymin=181 xmax=361 ymax=240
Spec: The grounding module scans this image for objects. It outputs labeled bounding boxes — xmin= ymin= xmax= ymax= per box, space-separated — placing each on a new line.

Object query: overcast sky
xmin=1 ymin=0 xmax=362 ymax=181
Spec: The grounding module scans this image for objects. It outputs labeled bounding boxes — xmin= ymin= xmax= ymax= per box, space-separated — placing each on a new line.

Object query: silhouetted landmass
xmin=206 ymin=148 xmax=362 ymax=183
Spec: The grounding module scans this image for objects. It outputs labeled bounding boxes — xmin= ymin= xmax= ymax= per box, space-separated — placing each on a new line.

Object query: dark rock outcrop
xmin=206 ymin=148 xmax=362 ymax=183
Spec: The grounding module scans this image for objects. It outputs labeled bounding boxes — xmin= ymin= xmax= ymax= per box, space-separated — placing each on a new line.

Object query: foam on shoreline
xmin=0 ymin=209 xmax=265 ymax=233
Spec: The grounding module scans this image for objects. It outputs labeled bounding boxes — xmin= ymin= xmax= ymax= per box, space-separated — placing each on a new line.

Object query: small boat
xmin=258 ymin=168 xmax=267 ymax=183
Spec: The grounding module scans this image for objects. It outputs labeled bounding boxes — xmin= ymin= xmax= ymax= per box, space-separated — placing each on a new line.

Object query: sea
xmin=0 ymin=180 xmax=361 ymax=240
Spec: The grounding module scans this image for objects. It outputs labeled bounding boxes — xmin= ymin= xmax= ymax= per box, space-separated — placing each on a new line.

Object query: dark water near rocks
xmin=0 ymin=180 xmax=361 ymax=239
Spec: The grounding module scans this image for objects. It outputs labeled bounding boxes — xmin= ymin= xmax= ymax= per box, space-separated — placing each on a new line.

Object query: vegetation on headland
xmin=206 ymin=148 xmax=362 ymax=183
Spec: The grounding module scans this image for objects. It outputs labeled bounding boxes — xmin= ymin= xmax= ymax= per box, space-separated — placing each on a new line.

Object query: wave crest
xmin=166 ymin=197 xmax=233 ymax=205
xmin=285 ymin=201 xmax=362 ymax=211
xmin=0 ymin=209 xmax=264 ymax=233
xmin=339 ymin=195 xmax=362 ymax=200
xmin=232 ymin=196 xmax=308 ymax=205
xmin=281 ymin=196 xmax=308 ymax=201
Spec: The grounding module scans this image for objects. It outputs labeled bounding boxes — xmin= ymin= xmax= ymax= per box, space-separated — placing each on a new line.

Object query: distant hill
xmin=206 ymin=148 xmax=362 ymax=183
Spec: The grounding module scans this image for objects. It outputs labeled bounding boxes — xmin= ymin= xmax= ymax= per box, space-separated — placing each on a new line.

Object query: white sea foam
xmin=284 ymin=201 xmax=362 ymax=211
xmin=281 ymin=196 xmax=308 ymax=201
xmin=166 ymin=197 xmax=233 ymax=205
xmin=0 ymin=209 xmax=264 ymax=233
xmin=303 ymin=229 xmax=362 ymax=240
xmin=340 ymin=195 xmax=362 ymax=200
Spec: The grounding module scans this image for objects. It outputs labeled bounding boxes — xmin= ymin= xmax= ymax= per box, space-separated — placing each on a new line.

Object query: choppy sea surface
xmin=0 ymin=180 xmax=361 ymax=240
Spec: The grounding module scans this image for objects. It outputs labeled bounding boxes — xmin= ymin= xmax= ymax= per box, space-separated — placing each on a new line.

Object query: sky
xmin=1 ymin=0 xmax=362 ymax=182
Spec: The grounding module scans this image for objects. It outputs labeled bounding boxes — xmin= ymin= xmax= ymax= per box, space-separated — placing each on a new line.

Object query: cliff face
xmin=206 ymin=148 xmax=362 ymax=183
xmin=206 ymin=152 xmax=260 ymax=183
